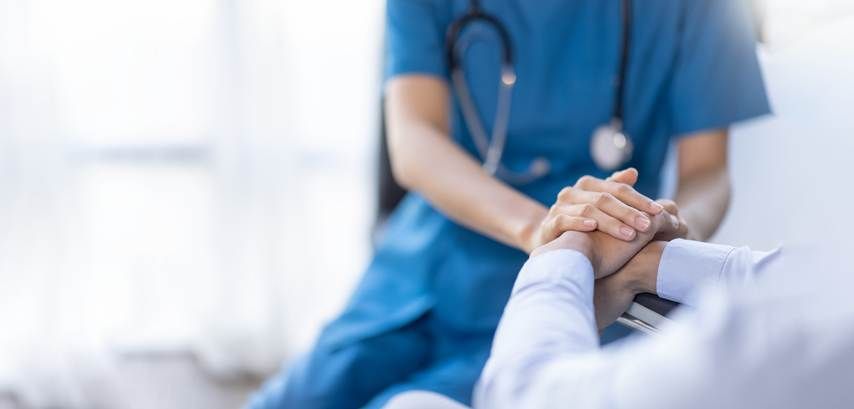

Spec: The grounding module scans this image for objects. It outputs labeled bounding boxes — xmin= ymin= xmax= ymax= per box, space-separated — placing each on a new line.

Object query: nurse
xmin=246 ymin=0 xmax=769 ymax=408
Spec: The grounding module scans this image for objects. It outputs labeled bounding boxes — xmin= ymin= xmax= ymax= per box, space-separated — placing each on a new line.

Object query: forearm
xmin=656 ymin=239 xmax=779 ymax=305
xmin=390 ymin=120 xmax=545 ymax=250
xmin=475 ymin=249 xmax=600 ymax=409
xmin=597 ymin=238 xmax=778 ymax=332
xmin=614 ymin=238 xmax=779 ymax=309
xmin=386 ymin=77 xmax=545 ymax=252
xmin=674 ymin=165 xmax=730 ymax=241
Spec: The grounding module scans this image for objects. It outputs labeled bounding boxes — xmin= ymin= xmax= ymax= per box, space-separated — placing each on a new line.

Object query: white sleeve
xmin=474 ymin=249 xmax=600 ymax=409
xmin=656 ymin=239 xmax=780 ymax=306
xmin=474 ymin=245 xmax=781 ymax=409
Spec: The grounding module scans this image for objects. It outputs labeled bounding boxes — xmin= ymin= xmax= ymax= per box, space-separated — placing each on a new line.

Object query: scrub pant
xmin=245 ymin=312 xmax=492 ymax=409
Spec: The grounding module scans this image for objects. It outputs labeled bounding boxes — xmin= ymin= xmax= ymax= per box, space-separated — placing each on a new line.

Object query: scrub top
xmin=322 ymin=0 xmax=769 ymax=351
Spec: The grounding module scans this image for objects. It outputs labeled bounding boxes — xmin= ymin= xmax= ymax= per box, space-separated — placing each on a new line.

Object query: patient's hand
xmin=593 ymin=241 xmax=666 ymax=329
xmin=532 ymin=210 xmax=678 ymax=279
xmin=587 ymin=209 xmax=677 ymax=278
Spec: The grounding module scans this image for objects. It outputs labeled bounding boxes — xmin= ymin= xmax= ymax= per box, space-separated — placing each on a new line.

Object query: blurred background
xmin=0 ymin=0 xmax=852 ymax=408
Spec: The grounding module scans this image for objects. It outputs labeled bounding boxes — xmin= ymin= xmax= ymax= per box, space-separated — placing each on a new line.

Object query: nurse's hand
xmin=532 ymin=210 xmax=678 ymax=279
xmin=653 ymin=199 xmax=690 ymax=241
xmin=522 ymin=168 xmax=664 ymax=252
xmin=586 ymin=210 xmax=677 ymax=279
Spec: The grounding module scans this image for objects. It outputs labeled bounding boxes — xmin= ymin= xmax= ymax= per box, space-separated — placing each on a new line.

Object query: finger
xmin=650 ymin=210 xmax=681 ymax=237
xmin=558 ymin=203 xmax=637 ymax=241
xmin=606 ymin=167 xmax=638 ymax=186
xmin=653 ymin=200 xmax=681 ymax=236
xmin=575 ymin=176 xmax=663 ymax=215
xmin=552 ymin=214 xmax=598 ymax=233
xmin=655 ymin=199 xmax=679 ymax=216
xmin=541 ymin=214 xmax=597 ymax=243
xmin=562 ymin=189 xmax=652 ymax=233
xmin=655 ymin=213 xmax=688 ymax=241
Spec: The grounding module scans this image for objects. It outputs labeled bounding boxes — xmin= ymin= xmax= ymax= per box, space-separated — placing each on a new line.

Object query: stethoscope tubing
xmin=446 ymin=0 xmax=632 ymax=183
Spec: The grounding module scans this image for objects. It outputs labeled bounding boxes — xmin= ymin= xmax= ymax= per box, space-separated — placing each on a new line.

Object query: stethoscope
xmin=446 ymin=0 xmax=634 ymax=184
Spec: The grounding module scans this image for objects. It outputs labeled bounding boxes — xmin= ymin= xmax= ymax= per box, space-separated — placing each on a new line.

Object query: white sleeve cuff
xmin=656 ymin=239 xmax=735 ymax=304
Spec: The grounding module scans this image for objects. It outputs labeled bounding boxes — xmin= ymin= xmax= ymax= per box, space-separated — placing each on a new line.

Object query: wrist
xmin=529 ymin=231 xmax=594 ymax=261
xmin=623 ymin=241 xmax=666 ymax=294
xmin=567 ymin=233 xmax=595 ymax=262
xmin=516 ymin=206 xmax=548 ymax=253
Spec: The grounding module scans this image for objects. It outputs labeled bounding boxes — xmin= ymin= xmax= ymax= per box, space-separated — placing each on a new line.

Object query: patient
xmin=386 ymin=210 xmax=854 ymax=408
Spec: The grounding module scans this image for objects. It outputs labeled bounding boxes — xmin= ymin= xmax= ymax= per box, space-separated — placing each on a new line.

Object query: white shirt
xmin=474 ymin=240 xmax=854 ymax=409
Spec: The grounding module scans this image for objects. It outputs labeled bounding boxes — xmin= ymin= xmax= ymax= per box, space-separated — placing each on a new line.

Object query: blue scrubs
xmin=247 ymin=1 xmax=769 ymax=408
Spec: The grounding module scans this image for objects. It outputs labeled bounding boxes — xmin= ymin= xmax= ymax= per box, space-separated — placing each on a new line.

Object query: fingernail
xmin=650 ymin=202 xmax=664 ymax=213
xmin=620 ymin=226 xmax=636 ymax=239
xmin=583 ymin=219 xmax=596 ymax=228
xmin=636 ymin=216 xmax=651 ymax=231
xmin=671 ymin=215 xmax=679 ymax=227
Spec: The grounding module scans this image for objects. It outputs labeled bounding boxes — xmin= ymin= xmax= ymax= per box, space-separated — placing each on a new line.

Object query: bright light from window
xmin=44 ymin=0 xmax=218 ymax=146
xmin=760 ymin=0 xmax=854 ymax=46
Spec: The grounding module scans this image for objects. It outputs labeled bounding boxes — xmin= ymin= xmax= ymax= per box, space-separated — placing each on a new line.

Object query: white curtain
xmin=0 ymin=0 xmax=383 ymax=407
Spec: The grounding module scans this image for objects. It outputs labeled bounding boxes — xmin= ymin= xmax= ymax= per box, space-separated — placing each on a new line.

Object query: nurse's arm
xmin=385 ymin=76 xmax=666 ymax=252
xmin=673 ymin=129 xmax=731 ymax=240
xmin=385 ymin=75 xmax=557 ymax=251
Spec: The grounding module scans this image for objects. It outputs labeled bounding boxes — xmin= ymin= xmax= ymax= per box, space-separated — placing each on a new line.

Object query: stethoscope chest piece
xmin=590 ymin=121 xmax=633 ymax=171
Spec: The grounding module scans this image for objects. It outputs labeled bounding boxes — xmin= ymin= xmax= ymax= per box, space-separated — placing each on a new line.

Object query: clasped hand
xmin=531 ymin=209 xmax=677 ymax=279
xmin=522 ymin=168 xmax=687 ymax=253
xmin=531 ymin=210 xmax=678 ymax=330
xmin=528 ymin=169 xmax=684 ymax=329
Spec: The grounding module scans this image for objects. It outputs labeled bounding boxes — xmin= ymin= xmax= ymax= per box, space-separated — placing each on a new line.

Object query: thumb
xmin=607 ymin=167 xmax=638 ymax=186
